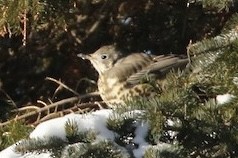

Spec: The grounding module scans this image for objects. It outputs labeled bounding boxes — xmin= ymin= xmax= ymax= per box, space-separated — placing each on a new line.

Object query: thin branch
xmin=37 ymin=100 xmax=48 ymax=107
xmin=11 ymin=106 xmax=41 ymax=112
xmin=46 ymin=77 xmax=80 ymax=96
xmin=0 ymin=97 xmax=79 ymax=127
xmin=22 ymin=8 xmax=27 ymax=46
xmin=0 ymin=92 xmax=101 ymax=127
xmin=0 ymin=88 xmax=17 ymax=108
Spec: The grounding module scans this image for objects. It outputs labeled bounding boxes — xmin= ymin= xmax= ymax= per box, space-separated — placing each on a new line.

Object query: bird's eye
xmin=101 ymin=54 xmax=108 ymax=59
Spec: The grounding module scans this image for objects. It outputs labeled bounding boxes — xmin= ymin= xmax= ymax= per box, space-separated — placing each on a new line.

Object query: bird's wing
xmin=126 ymin=55 xmax=189 ymax=85
xmin=106 ymin=53 xmax=153 ymax=82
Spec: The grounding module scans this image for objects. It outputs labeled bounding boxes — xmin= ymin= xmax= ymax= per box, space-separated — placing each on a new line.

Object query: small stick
xmin=46 ymin=77 xmax=80 ymax=96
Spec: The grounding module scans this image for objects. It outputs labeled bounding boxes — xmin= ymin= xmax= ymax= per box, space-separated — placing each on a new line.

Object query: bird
xmin=78 ymin=45 xmax=189 ymax=107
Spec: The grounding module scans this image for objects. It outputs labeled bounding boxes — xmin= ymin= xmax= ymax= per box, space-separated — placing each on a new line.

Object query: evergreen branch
xmin=190 ymin=50 xmax=222 ymax=74
xmin=62 ymin=140 xmax=128 ymax=158
xmin=188 ymin=28 xmax=238 ymax=55
xmin=65 ymin=119 xmax=97 ymax=144
xmin=0 ymin=0 xmax=44 ymax=36
xmin=15 ymin=137 xmax=66 ymax=155
xmin=188 ymin=0 xmax=234 ymax=12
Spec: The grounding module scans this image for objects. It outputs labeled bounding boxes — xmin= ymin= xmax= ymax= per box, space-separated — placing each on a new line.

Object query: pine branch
xmin=188 ymin=0 xmax=235 ymax=12
xmin=188 ymin=27 xmax=238 ymax=55
xmin=15 ymin=137 xmax=66 ymax=156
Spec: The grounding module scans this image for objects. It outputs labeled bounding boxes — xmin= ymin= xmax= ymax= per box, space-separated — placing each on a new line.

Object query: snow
xmin=20 ymin=152 xmax=52 ymax=158
xmin=133 ymin=122 xmax=149 ymax=158
xmin=216 ymin=93 xmax=235 ymax=105
xmin=0 ymin=141 xmax=52 ymax=158
xmin=0 ymin=144 xmax=21 ymax=158
xmin=30 ymin=109 xmax=114 ymax=141
xmin=0 ymin=109 xmax=153 ymax=158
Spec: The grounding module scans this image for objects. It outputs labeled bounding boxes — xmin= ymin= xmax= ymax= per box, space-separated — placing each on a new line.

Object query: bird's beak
xmin=77 ymin=53 xmax=91 ymax=60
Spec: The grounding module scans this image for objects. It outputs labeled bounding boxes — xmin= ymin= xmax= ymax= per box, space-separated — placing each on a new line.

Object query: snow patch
xmin=216 ymin=94 xmax=235 ymax=105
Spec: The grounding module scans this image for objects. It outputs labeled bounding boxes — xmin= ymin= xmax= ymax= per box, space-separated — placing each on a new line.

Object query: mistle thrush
xmin=78 ymin=45 xmax=188 ymax=106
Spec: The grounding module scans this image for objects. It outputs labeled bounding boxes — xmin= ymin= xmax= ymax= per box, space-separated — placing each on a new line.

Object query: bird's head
xmin=78 ymin=45 xmax=123 ymax=75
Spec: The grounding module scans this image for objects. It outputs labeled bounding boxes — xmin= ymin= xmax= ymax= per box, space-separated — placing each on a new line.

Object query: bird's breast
xmin=98 ymin=75 xmax=127 ymax=102
xmin=96 ymin=54 xmax=156 ymax=104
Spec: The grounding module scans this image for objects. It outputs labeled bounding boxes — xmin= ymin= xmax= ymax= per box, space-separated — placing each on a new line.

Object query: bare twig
xmin=186 ymin=40 xmax=192 ymax=65
xmin=0 ymin=92 xmax=101 ymax=127
xmin=0 ymin=88 xmax=17 ymax=108
xmin=78 ymin=77 xmax=97 ymax=85
xmin=46 ymin=77 xmax=80 ymax=96
xmin=0 ymin=75 xmax=101 ymax=127
xmin=37 ymin=100 xmax=48 ymax=107
xmin=0 ymin=97 xmax=79 ymax=127
xmin=85 ymin=0 xmax=111 ymax=39
xmin=11 ymin=106 xmax=41 ymax=112
xmin=22 ymin=8 xmax=27 ymax=46
xmin=37 ymin=100 xmax=50 ymax=115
